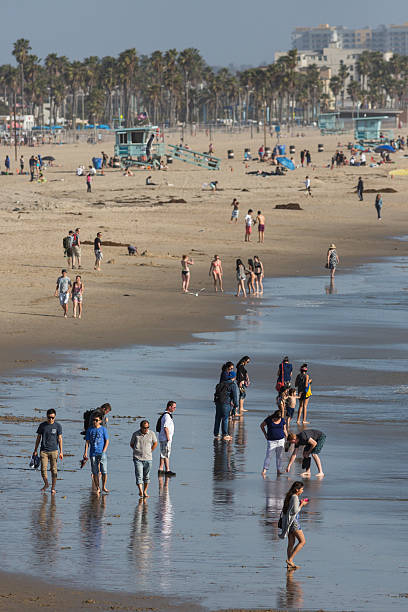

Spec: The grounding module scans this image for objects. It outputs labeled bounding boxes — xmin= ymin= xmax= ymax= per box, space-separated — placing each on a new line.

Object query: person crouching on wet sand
xmin=279 ymin=481 xmax=309 ymax=570
xmin=181 ymin=254 xmax=194 ymax=292
xmin=33 ymin=408 xmax=63 ymax=494
xmin=286 ymin=429 xmax=326 ymax=478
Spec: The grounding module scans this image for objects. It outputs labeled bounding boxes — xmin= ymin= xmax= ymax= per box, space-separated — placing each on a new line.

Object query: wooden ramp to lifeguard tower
xmin=167 ymin=145 xmax=220 ymax=170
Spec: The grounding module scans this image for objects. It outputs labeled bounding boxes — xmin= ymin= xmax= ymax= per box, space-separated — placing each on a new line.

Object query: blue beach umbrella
xmin=276 ymin=156 xmax=295 ymax=170
xmin=374 ymin=144 xmax=396 ymax=153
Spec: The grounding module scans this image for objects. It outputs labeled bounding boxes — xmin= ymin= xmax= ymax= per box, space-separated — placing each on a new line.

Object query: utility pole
xmin=263 ymin=99 xmax=267 ymax=151
xmin=13 ymin=92 xmax=18 ymax=162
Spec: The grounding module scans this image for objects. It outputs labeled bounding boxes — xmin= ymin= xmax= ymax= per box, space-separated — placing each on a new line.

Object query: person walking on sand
xmin=158 ymin=401 xmax=177 ymax=477
xmin=255 ymin=210 xmax=265 ymax=243
xmin=33 ymin=409 xmax=63 ymax=494
xmin=83 ymin=413 xmax=109 ymax=495
xmin=130 ymin=420 xmax=157 ymax=498
xmin=278 ymin=481 xmax=309 ymax=570
xmin=55 ymin=269 xmax=72 ymax=318
xmin=209 ymin=254 xmax=223 ymax=292
xmin=181 ymin=254 xmax=194 ymax=293
xmin=236 ymin=355 xmax=250 ymax=415
xmin=286 ymin=429 xmax=326 ymax=478
xmin=94 ymin=231 xmax=103 ymax=271
xmin=63 ymin=230 xmax=74 ymax=269
xmin=306 ymin=150 xmax=311 ymax=166
xmin=86 ymin=168 xmax=92 ymax=192
xmin=326 ymin=244 xmax=339 ymax=279
xmin=214 ymin=378 xmax=238 ymax=440
xmin=72 ymin=228 xmax=81 ymax=269
xmin=375 ymin=194 xmax=383 ymax=220
xmin=72 ymin=275 xmax=84 ymax=318
xmin=300 ymin=150 xmax=305 ymax=167
xmin=304 ymin=176 xmax=312 ymax=196
xmin=356 ymin=177 xmax=364 ymax=201
xmin=20 ymin=155 xmax=24 ymax=174
xmin=253 ymin=255 xmax=264 ymax=294
xmin=245 ymin=209 xmax=254 ymax=242
xmin=261 ymin=409 xmax=288 ymax=477
xmin=235 ymin=259 xmax=247 ymax=297
xmin=230 ymin=198 xmax=239 ymax=223
xmin=295 ymin=364 xmax=312 ymax=425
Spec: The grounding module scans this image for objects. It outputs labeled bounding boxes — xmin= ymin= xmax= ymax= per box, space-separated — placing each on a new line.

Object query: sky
xmin=1 ymin=0 xmax=408 ymax=68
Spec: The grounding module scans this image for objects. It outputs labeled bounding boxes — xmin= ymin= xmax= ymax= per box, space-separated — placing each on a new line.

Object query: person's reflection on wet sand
xmin=31 ymin=494 xmax=61 ymax=563
xmin=79 ymin=492 xmax=107 ymax=553
xmin=128 ymin=498 xmax=152 ymax=581
xmin=325 ymin=277 xmax=337 ymax=295
xmin=261 ymin=478 xmax=288 ymax=543
xmin=212 ymin=439 xmax=235 ymax=516
xmin=277 ymin=568 xmax=304 ymax=609
xmin=155 ymin=475 xmax=174 ymax=586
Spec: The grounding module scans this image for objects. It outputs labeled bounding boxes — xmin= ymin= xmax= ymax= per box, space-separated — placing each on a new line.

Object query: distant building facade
xmin=292 ymin=23 xmax=408 ymax=55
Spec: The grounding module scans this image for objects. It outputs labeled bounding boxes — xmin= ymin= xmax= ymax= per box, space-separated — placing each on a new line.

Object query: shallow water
xmin=1 ymin=258 xmax=408 ymax=611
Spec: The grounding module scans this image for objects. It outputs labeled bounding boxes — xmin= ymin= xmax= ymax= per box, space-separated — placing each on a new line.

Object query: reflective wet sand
xmin=1 ymin=258 xmax=408 ymax=611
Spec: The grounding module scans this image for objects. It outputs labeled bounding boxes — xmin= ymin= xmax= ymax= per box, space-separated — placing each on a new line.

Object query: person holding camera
xmin=278 ymin=481 xmax=309 ymax=570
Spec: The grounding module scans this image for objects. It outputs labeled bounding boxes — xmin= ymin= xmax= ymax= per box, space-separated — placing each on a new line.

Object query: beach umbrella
xmin=276 ymin=156 xmax=295 ymax=170
xmin=374 ymin=144 xmax=396 ymax=153
xmin=42 ymin=156 xmax=55 ymax=161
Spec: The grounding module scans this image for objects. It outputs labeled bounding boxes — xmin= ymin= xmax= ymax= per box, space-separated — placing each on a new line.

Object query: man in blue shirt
xmin=83 ymin=414 xmax=109 ymax=495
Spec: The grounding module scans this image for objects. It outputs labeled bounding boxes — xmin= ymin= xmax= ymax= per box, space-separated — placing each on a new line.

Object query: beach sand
xmin=1 ymin=128 xmax=407 ymax=377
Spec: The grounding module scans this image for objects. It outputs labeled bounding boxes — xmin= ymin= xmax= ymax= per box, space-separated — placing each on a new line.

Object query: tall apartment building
xmin=292 ymin=23 xmax=408 ymax=55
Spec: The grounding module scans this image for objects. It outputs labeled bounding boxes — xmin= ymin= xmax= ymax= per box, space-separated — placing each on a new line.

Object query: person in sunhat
xmin=326 ymin=244 xmax=339 ymax=279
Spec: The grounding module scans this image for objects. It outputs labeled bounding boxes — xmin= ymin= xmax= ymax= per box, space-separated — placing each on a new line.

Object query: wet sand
xmin=1 ymin=257 xmax=408 ymax=610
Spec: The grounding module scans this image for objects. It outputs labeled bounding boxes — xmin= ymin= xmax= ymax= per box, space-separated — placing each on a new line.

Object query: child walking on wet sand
xmin=181 ymin=254 xmax=194 ymax=293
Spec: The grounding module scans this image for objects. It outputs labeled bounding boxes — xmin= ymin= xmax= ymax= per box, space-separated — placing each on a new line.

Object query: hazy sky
xmin=2 ymin=1 xmax=407 ymax=67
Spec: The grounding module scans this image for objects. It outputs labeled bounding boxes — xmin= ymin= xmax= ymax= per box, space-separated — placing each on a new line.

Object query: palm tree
xmin=337 ymin=63 xmax=349 ymax=108
xmin=178 ymin=48 xmax=205 ymax=124
xmin=329 ymin=76 xmax=342 ymax=109
xmin=12 ymin=38 xmax=31 ymax=116
xmin=117 ymin=49 xmax=138 ymax=126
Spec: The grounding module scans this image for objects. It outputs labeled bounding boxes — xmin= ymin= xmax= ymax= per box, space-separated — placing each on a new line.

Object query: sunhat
xmin=329 ymin=243 xmax=336 ymax=249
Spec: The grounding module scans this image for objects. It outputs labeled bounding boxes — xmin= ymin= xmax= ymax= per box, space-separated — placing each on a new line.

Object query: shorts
xmin=72 ymin=293 xmax=82 ymax=302
xmin=160 ymin=440 xmax=172 ymax=459
xmin=239 ymin=386 xmax=247 ymax=399
xmin=286 ymin=407 xmax=294 ymax=418
xmin=94 ymin=250 xmax=103 ymax=260
xmin=299 ymin=391 xmax=307 ymax=401
xmin=289 ymin=516 xmax=301 ymax=532
xmin=72 ymin=246 xmax=81 ymax=258
xmin=245 ymin=226 xmax=252 ymax=235
xmin=258 ymin=224 xmax=265 ymax=232
xmin=59 ymin=292 xmax=69 ymax=305
xmin=90 ymin=453 xmax=107 ymax=475
xmin=231 ymin=210 xmax=239 ymax=218
xmin=66 ymin=247 xmax=73 ymax=258
xmin=40 ymin=450 xmax=58 ymax=478
xmin=312 ymin=434 xmax=326 ymax=455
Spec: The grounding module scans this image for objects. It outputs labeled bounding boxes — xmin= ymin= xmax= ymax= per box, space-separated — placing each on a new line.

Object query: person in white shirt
xmin=158 ymin=401 xmax=176 ymax=477
xmin=244 ymin=209 xmax=254 ymax=242
xmin=305 ymin=176 xmax=312 ymax=196
xmin=360 ymin=152 xmax=366 ymax=166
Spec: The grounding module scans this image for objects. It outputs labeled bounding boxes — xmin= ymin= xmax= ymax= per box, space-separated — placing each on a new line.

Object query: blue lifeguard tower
xmin=318 ymin=112 xmax=344 ymax=134
xmin=114 ymin=125 xmax=165 ymax=167
xmin=354 ymin=116 xmax=392 ymax=144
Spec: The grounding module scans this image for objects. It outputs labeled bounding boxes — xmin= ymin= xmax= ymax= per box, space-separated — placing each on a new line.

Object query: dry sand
xmin=0 ymin=128 xmax=407 ymax=610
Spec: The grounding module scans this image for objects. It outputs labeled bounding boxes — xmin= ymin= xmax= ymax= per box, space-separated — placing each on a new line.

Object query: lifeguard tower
xmin=318 ymin=112 xmax=344 ymax=135
xmin=114 ymin=125 xmax=165 ymax=167
xmin=354 ymin=116 xmax=392 ymax=144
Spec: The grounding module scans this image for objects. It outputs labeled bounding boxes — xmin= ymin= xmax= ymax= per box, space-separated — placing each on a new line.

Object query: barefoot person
xmin=158 ymin=401 xmax=177 ymax=477
xmin=244 ymin=209 xmax=254 ymax=242
xmin=295 ymin=364 xmax=312 ymax=424
xmin=326 ymin=244 xmax=339 ymax=279
xmin=261 ymin=409 xmax=287 ymax=477
xmin=130 ymin=420 xmax=157 ymax=498
xmin=33 ymin=409 xmax=63 ymax=494
xmin=181 ymin=254 xmax=194 ymax=293
xmin=255 ymin=210 xmax=265 ymax=243
xmin=94 ymin=231 xmax=103 ymax=271
xmin=279 ymin=481 xmax=309 ymax=570
xmin=55 ymin=269 xmax=72 ymax=318
xmin=253 ymin=255 xmax=264 ymax=294
xmin=375 ymin=193 xmax=383 ymax=220
xmin=72 ymin=275 xmax=84 ymax=318
xmin=286 ymin=429 xmax=326 ymax=478
xmin=83 ymin=413 xmax=110 ymax=495
xmin=235 ymin=259 xmax=247 ymax=297
xmin=230 ymin=198 xmax=239 ymax=223
xmin=209 ymin=254 xmax=223 ymax=292
xmin=236 ymin=355 xmax=250 ymax=415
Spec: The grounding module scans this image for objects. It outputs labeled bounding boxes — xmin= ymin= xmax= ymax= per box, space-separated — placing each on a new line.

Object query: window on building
xmin=131 ymin=131 xmax=144 ymax=144
xmin=119 ymin=132 xmax=128 ymax=144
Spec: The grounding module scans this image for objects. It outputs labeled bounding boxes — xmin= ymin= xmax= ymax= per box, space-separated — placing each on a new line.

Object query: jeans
xmin=263 ymin=439 xmax=285 ymax=472
xmin=90 ymin=453 xmax=107 ymax=475
xmin=375 ymin=204 xmax=382 ymax=219
xmin=214 ymin=402 xmax=231 ymax=436
xmin=133 ymin=458 xmax=152 ymax=485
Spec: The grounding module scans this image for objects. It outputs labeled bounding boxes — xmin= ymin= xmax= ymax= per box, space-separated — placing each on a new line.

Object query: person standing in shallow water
xmin=295 ymin=364 xmax=312 ymax=425
xmin=130 ymin=420 xmax=157 ymax=498
xmin=326 ymin=244 xmax=339 ymax=280
xmin=279 ymin=481 xmax=308 ymax=570
xmin=33 ymin=408 xmax=63 ymax=494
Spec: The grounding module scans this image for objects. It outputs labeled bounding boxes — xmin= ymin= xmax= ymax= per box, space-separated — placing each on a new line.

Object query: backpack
xmin=63 ymin=236 xmax=71 ymax=249
xmin=156 ymin=411 xmax=172 ymax=433
xmin=214 ymin=382 xmax=230 ymax=404
xmin=81 ymin=409 xmax=103 ymax=436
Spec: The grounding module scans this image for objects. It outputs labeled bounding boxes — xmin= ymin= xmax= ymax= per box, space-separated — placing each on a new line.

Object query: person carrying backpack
xmin=63 ymin=230 xmax=74 ymax=268
xmin=157 ymin=401 xmax=177 ymax=477
xmin=213 ymin=379 xmax=238 ymax=440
